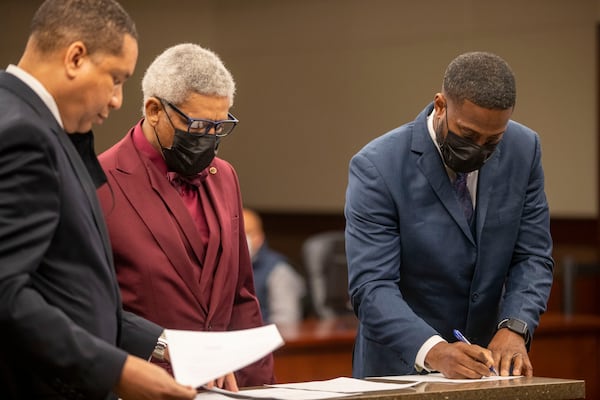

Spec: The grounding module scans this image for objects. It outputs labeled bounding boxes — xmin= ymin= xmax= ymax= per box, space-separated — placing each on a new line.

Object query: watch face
xmin=507 ymin=319 xmax=527 ymax=334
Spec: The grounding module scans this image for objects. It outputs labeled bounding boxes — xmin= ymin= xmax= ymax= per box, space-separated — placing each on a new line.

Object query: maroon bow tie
xmin=166 ymin=171 xmax=208 ymax=189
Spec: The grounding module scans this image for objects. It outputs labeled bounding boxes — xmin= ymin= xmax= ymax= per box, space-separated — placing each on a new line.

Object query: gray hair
xmin=141 ymin=43 xmax=235 ymax=114
xmin=443 ymin=51 xmax=516 ymax=110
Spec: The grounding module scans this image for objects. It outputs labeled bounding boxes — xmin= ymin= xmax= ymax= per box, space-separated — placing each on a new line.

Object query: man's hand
xmin=425 ymin=341 xmax=496 ymax=379
xmin=114 ymin=355 xmax=197 ymax=400
xmin=163 ymin=343 xmax=238 ymax=392
xmin=203 ymin=372 xmax=239 ymax=392
xmin=488 ymin=328 xmax=532 ymax=377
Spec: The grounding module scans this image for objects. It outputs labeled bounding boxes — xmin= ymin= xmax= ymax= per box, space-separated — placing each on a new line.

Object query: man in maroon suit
xmin=97 ymin=43 xmax=274 ymax=388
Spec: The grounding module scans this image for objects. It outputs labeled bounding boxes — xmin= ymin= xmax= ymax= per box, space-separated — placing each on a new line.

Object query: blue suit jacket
xmin=0 ymin=71 xmax=162 ymax=399
xmin=345 ymin=103 xmax=554 ymax=378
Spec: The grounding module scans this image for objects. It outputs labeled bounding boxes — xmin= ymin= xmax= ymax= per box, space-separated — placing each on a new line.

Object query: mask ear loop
xmin=159 ymin=99 xmax=180 ymax=132
xmin=443 ymin=102 xmax=451 ymax=135
xmin=434 ymin=103 xmax=448 ymax=148
xmin=153 ymin=99 xmax=176 ymax=152
xmin=152 ymin=125 xmax=169 ymax=154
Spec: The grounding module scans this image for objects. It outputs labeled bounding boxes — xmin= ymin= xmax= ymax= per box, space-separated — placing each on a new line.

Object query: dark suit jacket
xmin=0 ymin=71 xmax=162 ymax=400
xmin=346 ymin=103 xmax=554 ymax=378
xmin=97 ymin=123 xmax=274 ymax=387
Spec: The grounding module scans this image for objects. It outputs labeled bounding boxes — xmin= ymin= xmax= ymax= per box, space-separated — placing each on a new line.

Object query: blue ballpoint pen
xmin=453 ymin=329 xmax=499 ymax=376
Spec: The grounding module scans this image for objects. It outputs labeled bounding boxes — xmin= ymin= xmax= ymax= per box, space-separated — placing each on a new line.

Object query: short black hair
xmin=443 ymin=51 xmax=516 ymax=110
xmin=30 ymin=0 xmax=137 ymax=56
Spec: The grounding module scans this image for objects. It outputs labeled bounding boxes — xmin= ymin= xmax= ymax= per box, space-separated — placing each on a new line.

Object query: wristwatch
xmin=152 ymin=331 xmax=168 ymax=361
xmin=497 ymin=318 xmax=530 ymax=345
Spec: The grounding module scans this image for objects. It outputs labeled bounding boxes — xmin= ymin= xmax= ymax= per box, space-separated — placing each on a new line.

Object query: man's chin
xmin=93 ymin=116 xmax=107 ymax=127
xmin=65 ymin=127 xmax=93 ymax=135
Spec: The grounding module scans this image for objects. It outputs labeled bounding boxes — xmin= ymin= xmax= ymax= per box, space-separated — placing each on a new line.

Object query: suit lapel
xmin=412 ymin=104 xmax=475 ymax=245
xmin=0 ymin=72 xmax=115 ymax=266
xmin=197 ymin=172 xmax=236 ymax=320
xmin=196 ymin=181 xmax=220 ymax=319
xmin=110 ymin=136 xmax=207 ymax=312
xmin=475 ymin=145 xmax=500 ymax=243
xmin=55 ymin=130 xmax=115 ymax=266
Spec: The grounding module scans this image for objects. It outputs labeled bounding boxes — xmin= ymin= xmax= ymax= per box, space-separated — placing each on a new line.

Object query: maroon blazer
xmin=97 ymin=123 xmax=274 ymax=387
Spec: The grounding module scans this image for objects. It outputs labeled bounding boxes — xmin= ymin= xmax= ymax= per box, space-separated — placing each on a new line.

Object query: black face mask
xmin=155 ymin=126 xmax=217 ymax=177
xmin=436 ymin=108 xmax=498 ymax=173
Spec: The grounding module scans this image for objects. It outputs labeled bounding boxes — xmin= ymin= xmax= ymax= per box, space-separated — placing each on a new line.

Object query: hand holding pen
xmin=453 ymin=329 xmax=499 ymax=376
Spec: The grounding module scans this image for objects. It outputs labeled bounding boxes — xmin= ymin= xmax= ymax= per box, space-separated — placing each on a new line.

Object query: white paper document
xmin=166 ymin=324 xmax=284 ymax=388
xmin=196 ymin=387 xmax=356 ymax=400
xmin=195 ymin=377 xmax=418 ymax=400
xmin=269 ymin=377 xmax=419 ymax=393
xmin=374 ymin=372 xmax=523 ymax=384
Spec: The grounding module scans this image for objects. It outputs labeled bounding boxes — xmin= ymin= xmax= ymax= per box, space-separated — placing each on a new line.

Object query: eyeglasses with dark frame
xmin=158 ymin=97 xmax=238 ymax=137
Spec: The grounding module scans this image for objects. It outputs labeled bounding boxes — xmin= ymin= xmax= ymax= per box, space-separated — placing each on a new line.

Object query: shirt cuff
xmin=415 ymin=335 xmax=446 ymax=372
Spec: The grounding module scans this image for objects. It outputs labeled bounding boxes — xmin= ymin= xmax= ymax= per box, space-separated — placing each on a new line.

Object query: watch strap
xmin=151 ymin=331 xmax=168 ymax=361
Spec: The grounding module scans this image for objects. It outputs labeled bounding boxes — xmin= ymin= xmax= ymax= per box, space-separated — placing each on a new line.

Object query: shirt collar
xmin=427 ymin=107 xmax=453 ymax=176
xmin=6 ymin=64 xmax=63 ymax=128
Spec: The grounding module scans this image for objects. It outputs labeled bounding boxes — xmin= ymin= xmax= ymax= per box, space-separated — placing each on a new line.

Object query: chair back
xmin=562 ymin=256 xmax=600 ymax=315
xmin=302 ymin=231 xmax=352 ymax=319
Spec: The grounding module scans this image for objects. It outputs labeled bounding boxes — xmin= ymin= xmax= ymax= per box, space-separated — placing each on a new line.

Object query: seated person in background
xmin=243 ymin=208 xmax=306 ymax=324
xmin=97 ymin=43 xmax=274 ymax=388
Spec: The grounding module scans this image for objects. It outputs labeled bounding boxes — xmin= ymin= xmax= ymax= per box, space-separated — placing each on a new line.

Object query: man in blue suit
xmin=345 ymin=52 xmax=553 ymax=379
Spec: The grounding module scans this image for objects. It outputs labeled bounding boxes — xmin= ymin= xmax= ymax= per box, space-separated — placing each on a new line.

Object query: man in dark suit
xmin=346 ymin=52 xmax=553 ymax=380
xmin=0 ymin=1 xmax=197 ymax=399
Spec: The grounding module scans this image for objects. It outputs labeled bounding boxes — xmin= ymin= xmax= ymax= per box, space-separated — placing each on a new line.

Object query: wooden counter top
xmin=346 ymin=376 xmax=584 ymax=400
xmin=273 ymin=313 xmax=598 ymax=398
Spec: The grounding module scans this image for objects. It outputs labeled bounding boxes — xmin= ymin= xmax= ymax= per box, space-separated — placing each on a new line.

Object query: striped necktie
xmin=453 ymin=172 xmax=473 ymax=222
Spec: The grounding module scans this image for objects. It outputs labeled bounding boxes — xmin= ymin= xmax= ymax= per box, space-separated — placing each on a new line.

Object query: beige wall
xmin=1 ymin=0 xmax=597 ymax=217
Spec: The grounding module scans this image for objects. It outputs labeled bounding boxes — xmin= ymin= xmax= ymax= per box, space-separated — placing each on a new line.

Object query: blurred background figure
xmin=244 ymin=208 xmax=306 ymax=324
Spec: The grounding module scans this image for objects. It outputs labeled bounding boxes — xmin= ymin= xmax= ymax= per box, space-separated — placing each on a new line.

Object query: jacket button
xmin=471 ymin=293 xmax=479 ymax=302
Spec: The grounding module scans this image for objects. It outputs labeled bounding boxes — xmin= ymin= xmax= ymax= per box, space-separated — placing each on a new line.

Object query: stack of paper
xmin=197 ymin=377 xmax=419 ymax=399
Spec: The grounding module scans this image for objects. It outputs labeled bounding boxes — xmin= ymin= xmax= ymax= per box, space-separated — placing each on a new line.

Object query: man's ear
xmin=433 ymin=93 xmax=446 ymax=114
xmin=145 ymin=97 xmax=162 ymax=125
xmin=64 ymin=41 xmax=88 ymax=78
